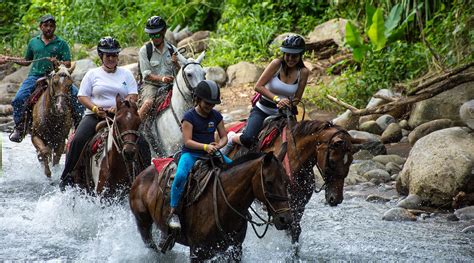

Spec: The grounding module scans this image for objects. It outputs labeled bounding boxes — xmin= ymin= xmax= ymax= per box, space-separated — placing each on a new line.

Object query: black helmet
xmin=194 ymin=80 xmax=221 ymax=104
xmin=97 ymin=36 xmax=121 ymax=56
xmin=280 ymin=35 xmax=305 ymax=54
xmin=145 ymin=16 xmax=167 ymax=34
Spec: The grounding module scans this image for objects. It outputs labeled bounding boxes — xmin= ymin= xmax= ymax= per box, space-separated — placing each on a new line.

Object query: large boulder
xmin=397 ymin=127 xmax=474 ymax=208
xmin=459 ymin=99 xmax=474 ymax=129
xmin=177 ymin=31 xmax=210 ymax=56
xmin=204 ymin=66 xmax=227 ymax=87
xmin=71 ymin=59 xmax=96 ymax=87
xmin=408 ymin=81 xmax=474 ymax=128
xmin=2 ymin=66 xmax=30 ymax=84
xmin=118 ymin=47 xmax=140 ymax=66
xmin=226 ymin=62 xmax=263 ymax=86
xmin=407 ymin=119 xmax=455 ymax=146
xmin=307 ymin=18 xmax=348 ymax=47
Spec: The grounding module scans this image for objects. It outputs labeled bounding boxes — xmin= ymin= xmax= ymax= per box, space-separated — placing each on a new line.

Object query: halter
xmin=212 ymin=156 xmax=290 ymax=238
xmin=312 ymin=124 xmax=351 ymax=193
xmin=170 ymin=62 xmax=203 ymax=126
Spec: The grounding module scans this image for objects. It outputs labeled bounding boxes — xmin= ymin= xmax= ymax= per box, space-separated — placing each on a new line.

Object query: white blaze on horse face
xmin=343 ymin=153 xmax=349 ymax=165
xmin=126 ymin=112 xmax=132 ymax=120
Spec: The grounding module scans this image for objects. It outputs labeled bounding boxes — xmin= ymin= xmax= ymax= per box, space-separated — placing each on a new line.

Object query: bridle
xmin=213 ymin=155 xmax=290 ymax=238
xmin=313 ymin=123 xmax=351 ymax=193
xmin=48 ymin=71 xmax=72 ymax=113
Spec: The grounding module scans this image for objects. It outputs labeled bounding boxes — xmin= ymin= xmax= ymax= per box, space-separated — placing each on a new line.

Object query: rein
xmin=212 ymin=157 xmax=290 ymax=239
xmin=5 ymin=57 xmax=51 ymax=63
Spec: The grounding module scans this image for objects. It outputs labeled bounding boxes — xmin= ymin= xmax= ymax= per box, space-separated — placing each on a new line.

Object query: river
xmin=1 ymin=132 xmax=472 ymax=262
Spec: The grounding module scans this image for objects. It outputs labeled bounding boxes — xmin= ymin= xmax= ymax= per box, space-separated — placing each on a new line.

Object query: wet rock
xmin=373 ymin=155 xmax=406 ymax=166
xmin=391 ymin=173 xmax=399 ymax=181
xmin=461 ymin=225 xmax=474 ymax=233
xmin=351 ymin=160 xmax=386 ymax=176
xmin=399 ymin=119 xmax=410 ymax=130
xmin=454 ymin=206 xmax=474 ymax=220
xmin=382 ymin=207 xmax=417 ymax=221
xmin=376 ymin=114 xmax=396 ymax=131
xmin=363 ymin=169 xmax=391 ymax=183
xmin=399 ymin=136 xmax=408 ymax=143
xmin=386 ymin=162 xmax=402 ymax=175
xmin=344 ymin=167 xmax=367 ymax=185
xmin=353 ymin=149 xmax=374 ymax=160
xmin=381 ymin=123 xmax=402 ymax=143
xmin=401 ymin=129 xmax=410 ymax=137
xmin=366 ymin=194 xmax=391 ymax=203
xmin=359 ymin=120 xmax=383 ymax=135
xmin=353 ymin=140 xmax=387 ymax=156
xmin=397 ymin=194 xmax=422 ymax=209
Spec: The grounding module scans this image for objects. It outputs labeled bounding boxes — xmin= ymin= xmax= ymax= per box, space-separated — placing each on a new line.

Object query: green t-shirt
xmin=24 ymin=34 xmax=71 ymax=76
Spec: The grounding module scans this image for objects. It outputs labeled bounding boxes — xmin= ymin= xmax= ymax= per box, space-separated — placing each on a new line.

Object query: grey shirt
xmin=138 ymin=40 xmax=177 ymax=86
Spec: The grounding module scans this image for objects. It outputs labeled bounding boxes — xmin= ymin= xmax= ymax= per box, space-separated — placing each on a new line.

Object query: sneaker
xmin=9 ymin=127 xmax=23 ymax=143
xmin=168 ymin=214 xmax=181 ymax=229
xmin=221 ymin=131 xmax=236 ymax=155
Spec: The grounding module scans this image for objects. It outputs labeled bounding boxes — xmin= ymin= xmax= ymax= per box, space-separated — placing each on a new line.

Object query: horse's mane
xmin=223 ymin=152 xmax=265 ymax=171
xmin=291 ymin=120 xmax=337 ymax=138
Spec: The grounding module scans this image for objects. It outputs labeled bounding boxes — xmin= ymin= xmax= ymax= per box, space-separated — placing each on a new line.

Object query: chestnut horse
xmin=129 ymin=152 xmax=293 ymax=262
xmin=228 ymin=116 xmax=357 ymax=245
xmin=70 ymin=96 xmax=142 ymax=198
xmin=31 ymin=64 xmax=75 ymax=177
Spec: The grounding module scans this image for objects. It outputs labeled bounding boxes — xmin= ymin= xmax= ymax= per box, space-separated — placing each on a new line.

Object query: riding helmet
xmin=194 ymin=80 xmax=221 ymax=104
xmin=280 ymin=35 xmax=305 ymax=54
xmin=145 ymin=16 xmax=167 ymax=34
xmin=97 ymin=36 xmax=121 ymax=57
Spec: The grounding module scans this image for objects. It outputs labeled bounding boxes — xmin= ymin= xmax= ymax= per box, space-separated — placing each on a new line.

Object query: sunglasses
xmin=149 ymin=33 xmax=163 ymax=39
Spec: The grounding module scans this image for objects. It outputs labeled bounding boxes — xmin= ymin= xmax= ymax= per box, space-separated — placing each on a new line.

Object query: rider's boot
xmin=168 ymin=208 xmax=181 ymax=230
xmin=9 ymin=124 xmax=24 ymax=143
xmin=220 ymin=131 xmax=236 ymax=155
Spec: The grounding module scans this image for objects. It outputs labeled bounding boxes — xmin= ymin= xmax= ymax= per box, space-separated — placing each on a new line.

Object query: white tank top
xmin=257 ymin=64 xmax=300 ymax=115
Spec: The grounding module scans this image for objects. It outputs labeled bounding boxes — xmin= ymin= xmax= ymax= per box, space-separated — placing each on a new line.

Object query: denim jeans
xmin=239 ymin=106 xmax=270 ymax=148
xmin=11 ymin=75 xmax=84 ymax=125
xmin=170 ymin=151 xmax=232 ymax=208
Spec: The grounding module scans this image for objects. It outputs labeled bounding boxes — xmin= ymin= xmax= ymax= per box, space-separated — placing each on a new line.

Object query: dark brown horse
xmin=31 ymin=64 xmax=75 ymax=177
xmin=129 ymin=152 xmax=292 ymax=262
xmin=71 ymin=96 xmax=142 ymax=198
xmin=228 ymin=117 xmax=358 ymax=245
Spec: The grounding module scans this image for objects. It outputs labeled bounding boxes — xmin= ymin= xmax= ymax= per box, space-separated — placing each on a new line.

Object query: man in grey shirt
xmin=137 ymin=15 xmax=179 ymax=120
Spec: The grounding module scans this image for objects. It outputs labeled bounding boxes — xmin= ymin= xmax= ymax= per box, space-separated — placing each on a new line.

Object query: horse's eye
xmin=187 ymin=73 xmax=193 ymax=78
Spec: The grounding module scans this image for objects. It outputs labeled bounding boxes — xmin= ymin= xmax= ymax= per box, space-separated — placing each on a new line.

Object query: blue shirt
xmin=182 ymin=108 xmax=223 ymax=154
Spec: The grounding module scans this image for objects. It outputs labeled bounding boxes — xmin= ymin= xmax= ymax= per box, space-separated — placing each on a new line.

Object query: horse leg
xmin=228 ymin=243 xmax=243 ymax=262
xmin=130 ymin=197 xmax=158 ymax=251
xmin=52 ymin=142 xmax=65 ymax=166
xmin=31 ymin=135 xmax=51 ymax=177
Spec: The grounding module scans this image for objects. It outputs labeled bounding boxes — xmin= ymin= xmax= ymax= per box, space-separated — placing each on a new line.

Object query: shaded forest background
xmin=0 ymin=0 xmax=472 ymax=109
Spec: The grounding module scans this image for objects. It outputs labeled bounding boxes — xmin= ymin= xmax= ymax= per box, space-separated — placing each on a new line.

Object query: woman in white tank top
xmin=223 ymin=35 xmax=310 ymax=150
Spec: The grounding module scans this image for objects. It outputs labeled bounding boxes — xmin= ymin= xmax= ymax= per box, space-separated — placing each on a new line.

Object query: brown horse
xmin=228 ymin=117 xmax=358 ymax=245
xmin=31 ymin=64 xmax=75 ymax=177
xmin=71 ymin=96 xmax=142 ymax=198
xmin=129 ymin=152 xmax=293 ymax=262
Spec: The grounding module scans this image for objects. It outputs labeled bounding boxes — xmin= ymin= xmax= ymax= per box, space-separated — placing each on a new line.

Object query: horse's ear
xmin=116 ymin=94 xmax=123 ymax=107
xmin=68 ymin=61 xmax=76 ymax=74
xmin=276 ymin=142 xmax=288 ymax=162
xmin=263 ymin=152 xmax=274 ymax=165
xmin=196 ymin=51 xmax=205 ymax=64
xmin=177 ymin=51 xmax=187 ymax=66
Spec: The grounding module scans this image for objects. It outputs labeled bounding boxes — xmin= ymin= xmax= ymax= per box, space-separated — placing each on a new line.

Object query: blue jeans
xmin=170 ymin=151 xmax=232 ymax=208
xmin=240 ymin=106 xmax=270 ymax=148
xmin=11 ymin=75 xmax=84 ymax=125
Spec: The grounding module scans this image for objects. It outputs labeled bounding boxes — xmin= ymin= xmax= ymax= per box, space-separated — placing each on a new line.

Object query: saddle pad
xmin=259 ymin=128 xmax=279 ymax=150
xmin=226 ymin=121 xmax=246 ymax=133
xmin=156 ymin=89 xmax=173 ymax=114
xmin=152 ymin=157 xmax=174 ymax=174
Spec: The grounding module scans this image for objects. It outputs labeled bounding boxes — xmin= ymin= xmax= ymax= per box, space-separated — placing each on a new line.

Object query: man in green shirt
xmin=0 ymin=14 xmax=84 ymax=142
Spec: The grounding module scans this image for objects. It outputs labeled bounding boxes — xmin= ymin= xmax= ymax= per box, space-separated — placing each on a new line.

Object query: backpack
xmin=136 ymin=42 xmax=175 ymax=87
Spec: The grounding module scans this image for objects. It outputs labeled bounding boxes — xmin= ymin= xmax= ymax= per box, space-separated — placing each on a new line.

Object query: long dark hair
xmin=280 ymin=53 xmax=306 ymax=76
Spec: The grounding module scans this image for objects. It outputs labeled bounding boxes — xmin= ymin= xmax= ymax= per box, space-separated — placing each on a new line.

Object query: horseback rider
xmin=59 ymin=36 xmax=150 ymax=190
xmin=137 ymin=15 xmax=180 ymax=121
xmin=0 ymin=14 xmax=84 ymax=142
xmin=168 ymin=80 xmax=232 ymax=230
xmin=221 ymin=35 xmax=310 ymax=153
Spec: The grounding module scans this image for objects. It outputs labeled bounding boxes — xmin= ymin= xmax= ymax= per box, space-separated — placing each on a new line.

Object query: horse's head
xmin=175 ymin=51 xmax=206 ymax=98
xmin=254 ymin=152 xmax=292 ymax=230
xmin=113 ymin=95 xmax=141 ymax=162
xmin=50 ymin=64 xmax=75 ymax=114
xmin=313 ymin=123 xmax=354 ymax=206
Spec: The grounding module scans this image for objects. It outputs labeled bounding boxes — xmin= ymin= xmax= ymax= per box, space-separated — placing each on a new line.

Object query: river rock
xmin=407 ymin=119 xmax=455 ymax=146
xmin=71 ymin=59 xmax=96 ymax=87
xmin=351 ymin=160 xmax=386 ymax=176
xmin=348 ymin=130 xmax=381 ymax=142
xmin=332 ymin=109 xmax=358 ymax=130
xmin=382 ymin=207 xmax=417 ymax=221
xmin=353 ymin=140 xmax=387 ymax=156
xmin=459 ymin=99 xmax=474 ymax=129
xmin=408 ymin=81 xmax=474 ymax=128
xmin=372 ymin=155 xmax=406 ymax=166
xmin=454 ymin=206 xmax=474 ymax=221
xmin=178 ymin=30 xmax=210 ymax=55
xmin=0 ymin=105 xmax=13 ymax=115
xmin=359 ymin=120 xmax=383 ymax=135
xmin=376 ymin=114 xmax=396 ymax=131
xmin=307 ymin=18 xmax=348 ymax=46
xmin=353 ymin=149 xmax=373 ymax=160
xmin=2 ymin=66 xmax=30 ymax=84
xmin=386 ymin=162 xmax=402 ymax=175
xmin=204 ymin=66 xmax=227 ymax=87
xmin=344 ymin=166 xmax=367 ymax=185
xmin=363 ymin=169 xmax=391 ymax=184
xmin=118 ymin=47 xmax=139 ymax=66
xmin=397 ymin=127 xmax=474 ymax=208
xmin=399 ymin=119 xmax=410 ymax=130
xmin=226 ymin=62 xmax=263 ymax=86
xmin=366 ymin=194 xmax=391 ymax=203
xmin=121 ymin=63 xmax=138 ymax=77
xmin=381 ymin=123 xmax=403 ymax=143
xmin=397 ymin=194 xmax=422 ymax=209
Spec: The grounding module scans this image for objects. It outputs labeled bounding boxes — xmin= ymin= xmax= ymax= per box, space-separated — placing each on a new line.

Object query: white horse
xmin=145 ymin=51 xmax=206 ymax=157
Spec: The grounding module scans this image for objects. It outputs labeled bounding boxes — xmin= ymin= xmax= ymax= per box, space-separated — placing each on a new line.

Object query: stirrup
xmin=168 ymin=214 xmax=181 ymax=230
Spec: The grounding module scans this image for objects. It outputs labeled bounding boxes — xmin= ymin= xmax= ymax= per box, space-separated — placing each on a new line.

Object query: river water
xmin=1 ymin=132 xmax=473 ymax=262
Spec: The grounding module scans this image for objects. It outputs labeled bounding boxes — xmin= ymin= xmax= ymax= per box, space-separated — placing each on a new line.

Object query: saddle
xmin=18 ymin=77 xmax=49 ymax=134
xmin=153 ymin=153 xmax=225 ymax=207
